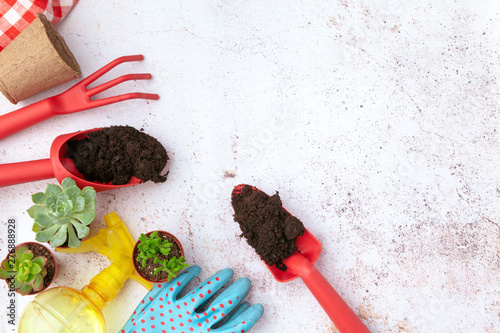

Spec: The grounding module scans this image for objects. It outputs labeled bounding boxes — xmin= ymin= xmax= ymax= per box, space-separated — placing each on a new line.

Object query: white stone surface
xmin=0 ymin=0 xmax=499 ymax=332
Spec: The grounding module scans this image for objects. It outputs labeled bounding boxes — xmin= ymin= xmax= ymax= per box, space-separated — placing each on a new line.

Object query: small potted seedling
xmin=27 ymin=177 xmax=96 ymax=248
xmin=133 ymin=230 xmax=188 ymax=283
xmin=0 ymin=243 xmax=58 ymax=295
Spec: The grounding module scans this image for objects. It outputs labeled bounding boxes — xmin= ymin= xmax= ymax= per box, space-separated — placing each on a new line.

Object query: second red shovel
xmin=232 ymin=184 xmax=370 ymax=333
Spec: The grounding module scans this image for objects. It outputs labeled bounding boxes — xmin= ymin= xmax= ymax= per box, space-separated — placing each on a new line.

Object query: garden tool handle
xmin=0 ymin=99 xmax=55 ymax=140
xmin=290 ymin=254 xmax=371 ymax=333
xmin=0 ymin=159 xmax=54 ymax=187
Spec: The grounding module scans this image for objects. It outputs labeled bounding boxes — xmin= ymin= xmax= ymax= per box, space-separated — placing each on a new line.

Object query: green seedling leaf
xmin=153 ymin=266 xmax=165 ymax=275
xmin=32 ymin=192 xmax=45 ymax=205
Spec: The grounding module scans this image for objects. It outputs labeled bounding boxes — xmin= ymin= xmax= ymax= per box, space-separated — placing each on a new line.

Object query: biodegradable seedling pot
xmin=0 ymin=13 xmax=81 ymax=104
xmin=133 ymin=231 xmax=185 ymax=283
xmin=2 ymin=242 xmax=58 ymax=296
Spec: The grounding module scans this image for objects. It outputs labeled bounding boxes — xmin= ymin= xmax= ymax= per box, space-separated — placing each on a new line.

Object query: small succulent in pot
xmin=0 ymin=246 xmax=48 ymax=295
xmin=27 ymin=177 xmax=96 ymax=248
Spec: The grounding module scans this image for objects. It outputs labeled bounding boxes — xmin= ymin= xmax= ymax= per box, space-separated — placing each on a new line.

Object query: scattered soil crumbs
xmin=67 ymin=126 xmax=168 ymax=185
xmin=231 ymin=184 xmax=305 ymax=271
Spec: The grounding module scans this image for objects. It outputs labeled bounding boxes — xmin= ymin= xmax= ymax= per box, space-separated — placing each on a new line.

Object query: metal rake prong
xmin=86 ymin=73 xmax=153 ymax=96
xmin=88 ymin=92 xmax=160 ymax=109
xmin=79 ymin=55 xmax=145 ymax=87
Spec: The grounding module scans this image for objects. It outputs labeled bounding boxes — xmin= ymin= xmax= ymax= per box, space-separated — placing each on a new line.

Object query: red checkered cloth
xmin=0 ymin=0 xmax=78 ymax=51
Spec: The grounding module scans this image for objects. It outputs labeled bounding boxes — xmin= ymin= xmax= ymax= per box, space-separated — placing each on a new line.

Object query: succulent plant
xmin=0 ymin=246 xmax=48 ymax=295
xmin=27 ymin=177 xmax=96 ymax=248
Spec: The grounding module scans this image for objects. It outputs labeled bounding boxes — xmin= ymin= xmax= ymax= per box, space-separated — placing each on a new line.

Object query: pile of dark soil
xmin=67 ymin=126 xmax=168 ymax=185
xmin=231 ymin=185 xmax=305 ymax=271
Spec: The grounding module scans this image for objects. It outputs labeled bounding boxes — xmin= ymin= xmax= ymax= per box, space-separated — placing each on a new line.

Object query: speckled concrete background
xmin=0 ymin=0 xmax=498 ymax=332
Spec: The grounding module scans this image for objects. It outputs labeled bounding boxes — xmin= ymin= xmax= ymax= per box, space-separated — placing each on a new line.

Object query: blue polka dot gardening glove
xmin=120 ymin=265 xmax=264 ymax=333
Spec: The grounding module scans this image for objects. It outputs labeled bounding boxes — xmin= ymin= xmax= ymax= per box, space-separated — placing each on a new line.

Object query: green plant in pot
xmin=0 ymin=246 xmax=49 ymax=295
xmin=27 ymin=177 xmax=96 ymax=248
xmin=133 ymin=231 xmax=188 ymax=282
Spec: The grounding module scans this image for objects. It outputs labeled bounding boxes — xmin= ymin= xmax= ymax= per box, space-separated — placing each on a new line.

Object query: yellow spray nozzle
xmin=56 ymin=212 xmax=152 ymax=291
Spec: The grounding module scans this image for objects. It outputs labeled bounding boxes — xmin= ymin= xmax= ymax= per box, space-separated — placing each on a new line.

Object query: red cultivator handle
xmin=0 ymin=55 xmax=159 ymax=140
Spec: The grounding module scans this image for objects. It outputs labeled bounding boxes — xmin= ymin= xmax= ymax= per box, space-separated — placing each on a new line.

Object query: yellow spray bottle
xmin=17 ymin=212 xmax=152 ymax=333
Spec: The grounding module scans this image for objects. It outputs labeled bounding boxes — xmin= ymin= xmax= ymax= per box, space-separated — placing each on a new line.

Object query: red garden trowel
xmin=0 ymin=128 xmax=141 ymax=191
xmin=232 ymin=184 xmax=371 ymax=333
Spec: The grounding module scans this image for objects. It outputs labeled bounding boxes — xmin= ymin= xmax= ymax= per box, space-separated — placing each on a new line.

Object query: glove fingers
xmin=180 ymin=267 xmax=234 ymax=310
xmin=201 ymin=277 xmax=251 ymax=328
xmin=141 ymin=264 xmax=195 ymax=301
xmin=214 ymin=303 xmax=264 ymax=333
xmin=166 ymin=265 xmax=202 ymax=300
xmin=120 ymin=265 xmax=200 ymax=332
xmin=229 ymin=302 xmax=250 ymax=319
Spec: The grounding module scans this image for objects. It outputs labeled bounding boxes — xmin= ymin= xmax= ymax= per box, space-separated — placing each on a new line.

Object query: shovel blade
xmin=231 ymin=184 xmax=322 ymax=283
xmin=267 ymin=228 xmax=322 ymax=282
xmin=51 ymin=128 xmax=141 ymax=191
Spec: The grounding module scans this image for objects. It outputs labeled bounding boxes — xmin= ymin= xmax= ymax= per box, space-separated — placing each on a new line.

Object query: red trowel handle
xmin=286 ymin=253 xmax=371 ymax=333
xmin=0 ymin=159 xmax=55 ymax=187
xmin=0 ymin=99 xmax=55 ymax=140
